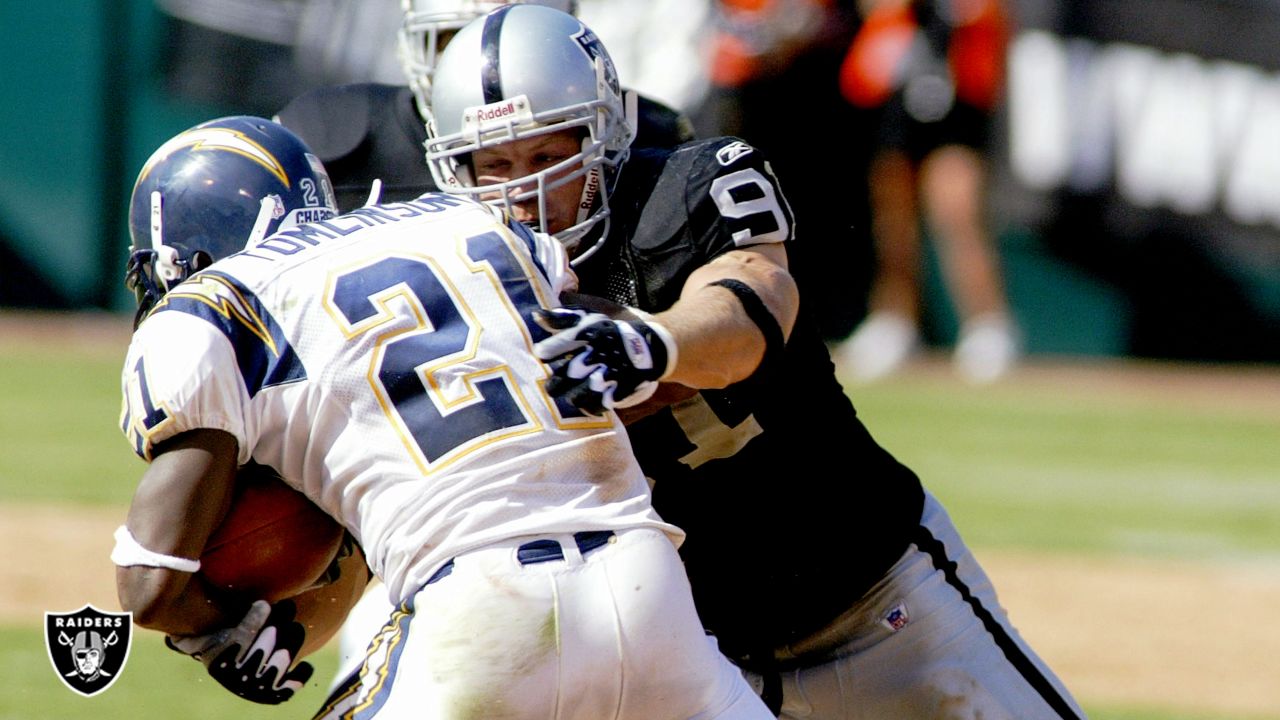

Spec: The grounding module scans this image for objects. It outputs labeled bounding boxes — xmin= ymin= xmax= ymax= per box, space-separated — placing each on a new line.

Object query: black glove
xmin=166 ymin=600 xmax=313 ymax=705
xmin=532 ymin=306 xmax=676 ymax=415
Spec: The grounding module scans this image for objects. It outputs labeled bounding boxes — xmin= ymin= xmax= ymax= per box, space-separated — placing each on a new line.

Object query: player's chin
xmin=614 ymin=382 xmax=699 ymax=425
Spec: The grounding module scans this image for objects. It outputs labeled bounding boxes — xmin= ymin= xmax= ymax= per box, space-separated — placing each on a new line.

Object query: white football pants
xmin=315 ymin=527 xmax=770 ymax=720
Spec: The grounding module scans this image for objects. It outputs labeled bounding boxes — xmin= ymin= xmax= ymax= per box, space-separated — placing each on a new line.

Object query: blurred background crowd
xmin=2 ymin=0 xmax=1278 ymax=378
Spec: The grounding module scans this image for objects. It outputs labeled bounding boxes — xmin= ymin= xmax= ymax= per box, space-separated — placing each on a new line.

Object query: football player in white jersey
xmin=113 ymin=116 xmax=771 ymax=718
xmin=274 ymin=0 xmax=698 ymax=693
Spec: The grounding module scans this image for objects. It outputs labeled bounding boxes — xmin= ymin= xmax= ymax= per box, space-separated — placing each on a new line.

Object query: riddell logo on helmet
xmin=464 ymin=95 xmax=533 ymax=132
xmin=579 ymin=168 xmax=601 ymax=210
xmin=473 ymin=101 xmax=517 ymax=122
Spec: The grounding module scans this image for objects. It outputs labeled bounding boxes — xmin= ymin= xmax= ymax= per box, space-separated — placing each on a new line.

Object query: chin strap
xmin=564 ymin=132 xmax=618 ymax=266
xmin=574 ymin=136 xmax=602 ymax=230
xmin=149 ymin=190 xmax=163 ymax=252
xmin=363 ymin=178 xmax=383 ymax=207
xmin=624 ymin=89 xmax=639 ymax=145
xmin=129 ymin=191 xmax=185 ymax=327
xmin=149 ymin=191 xmax=183 ymax=287
xmin=246 ymin=195 xmax=284 ymax=246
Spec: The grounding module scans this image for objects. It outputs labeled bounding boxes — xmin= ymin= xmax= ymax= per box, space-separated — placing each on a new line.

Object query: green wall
xmin=0 ymin=1 xmax=231 ymax=311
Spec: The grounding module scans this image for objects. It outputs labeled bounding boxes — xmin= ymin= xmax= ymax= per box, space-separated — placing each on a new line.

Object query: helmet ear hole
xmin=190 ymin=250 xmax=214 ymax=273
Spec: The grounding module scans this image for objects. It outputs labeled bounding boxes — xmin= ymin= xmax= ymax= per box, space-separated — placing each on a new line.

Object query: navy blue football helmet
xmin=125 ymin=116 xmax=338 ymax=326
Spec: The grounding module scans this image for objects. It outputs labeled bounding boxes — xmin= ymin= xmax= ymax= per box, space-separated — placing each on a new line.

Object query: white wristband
xmin=645 ymin=320 xmax=678 ymax=381
xmin=110 ymin=525 xmax=201 ymax=573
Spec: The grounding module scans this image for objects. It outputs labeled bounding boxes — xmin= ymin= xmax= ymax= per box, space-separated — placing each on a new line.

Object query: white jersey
xmin=119 ymin=194 xmax=679 ymax=602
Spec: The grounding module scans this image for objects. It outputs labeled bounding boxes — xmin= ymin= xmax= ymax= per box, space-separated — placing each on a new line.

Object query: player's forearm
xmin=116 ymin=429 xmax=243 ymax=635
xmin=655 ymin=246 xmax=798 ymax=389
xmin=117 ymin=565 xmax=241 ymax=636
xmin=655 ymin=291 xmax=768 ymax=388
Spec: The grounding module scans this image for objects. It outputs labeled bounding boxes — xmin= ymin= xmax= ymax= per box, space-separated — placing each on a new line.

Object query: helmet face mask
xmin=125 ymin=116 xmax=338 ymax=326
xmin=424 ymin=4 xmax=632 ymax=261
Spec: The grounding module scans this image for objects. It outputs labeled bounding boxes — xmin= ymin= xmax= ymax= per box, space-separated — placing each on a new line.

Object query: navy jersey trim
xmin=350 ymin=598 xmax=416 ymax=720
xmin=311 ymin=670 xmax=361 ymax=720
xmin=154 ymin=271 xmax=306 ymax=398
xmin=912 ymin=526 xmax=1083 ymax=720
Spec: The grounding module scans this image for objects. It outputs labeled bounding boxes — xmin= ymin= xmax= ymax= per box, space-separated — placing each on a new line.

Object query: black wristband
xmin=706 ymin=278 xmax=785 ymax=376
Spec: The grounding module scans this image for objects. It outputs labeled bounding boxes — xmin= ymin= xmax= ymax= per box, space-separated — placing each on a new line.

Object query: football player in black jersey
xmin=273 ymin=0 xmax=693 ymax=212
xmin=425 ymin=5 xmax=1087 ymax=718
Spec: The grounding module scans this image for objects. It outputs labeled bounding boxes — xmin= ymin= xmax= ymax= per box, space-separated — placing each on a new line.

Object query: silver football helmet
xmin=424 ymin=4 xmax=633 ymax=260
xmin=398 ymin=0 xmax=579 ymax=120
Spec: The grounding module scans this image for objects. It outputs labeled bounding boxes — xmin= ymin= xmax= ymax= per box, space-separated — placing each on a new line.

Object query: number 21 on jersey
xmin=325 ymin=229 xmax=603 ymax=474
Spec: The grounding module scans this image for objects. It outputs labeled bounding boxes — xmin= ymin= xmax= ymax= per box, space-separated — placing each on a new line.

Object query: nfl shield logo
xmin=44 ymin=605 xmax=132 ymax=697
xmin=880 ymin=602 xmax=910 ymax=632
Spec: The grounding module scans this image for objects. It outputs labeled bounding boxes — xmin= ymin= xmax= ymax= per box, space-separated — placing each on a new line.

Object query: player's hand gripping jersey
xmin=119 ymin=194 xmax=678 ymax=604
xmin=573 ymin=137 xmax=927 ymax=663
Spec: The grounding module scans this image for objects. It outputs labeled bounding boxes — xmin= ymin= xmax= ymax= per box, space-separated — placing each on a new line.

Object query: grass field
xmin=1 ymin=311 xmax=1277 ymax=719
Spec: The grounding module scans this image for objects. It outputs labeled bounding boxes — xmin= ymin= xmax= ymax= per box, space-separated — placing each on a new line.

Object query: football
xmin=200 ymin=464 xmax=345 ymax=602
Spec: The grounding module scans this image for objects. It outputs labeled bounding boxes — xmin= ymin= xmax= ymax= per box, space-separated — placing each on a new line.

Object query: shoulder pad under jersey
xmin=646 ymin=137 xmax=794 ymax=255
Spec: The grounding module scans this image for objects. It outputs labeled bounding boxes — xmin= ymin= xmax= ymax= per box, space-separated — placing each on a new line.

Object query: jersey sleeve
xmin=684 ymin=137 xmax=796 ymax=261
xmin=119 ymin=311 xmax=254 ymax=463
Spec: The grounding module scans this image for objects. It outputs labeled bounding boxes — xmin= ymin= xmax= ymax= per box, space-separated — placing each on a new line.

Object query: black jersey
xmin=574 ymin=137 xmax=926 ymax=665
xmin=276 ymin=82 xmax=694 ymax=212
